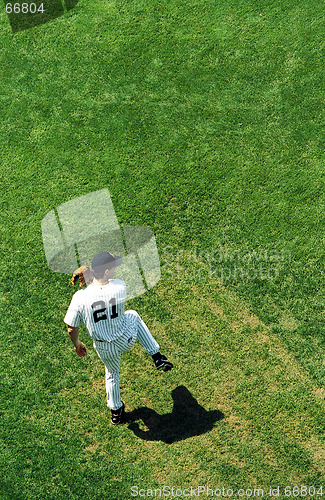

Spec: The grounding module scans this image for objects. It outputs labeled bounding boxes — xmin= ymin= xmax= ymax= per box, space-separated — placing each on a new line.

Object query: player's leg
xmin=94 ymin=333 xmax=140 ymax=424
xmin=124 ymin=310 xmax=160 ymax=355
xmin=94 ymin=342 xmax=124 ymax=412
xmin=104 ymin=365 xmax=123 ymax=409
xmin=124 ymin=310 xmax=173 ymax=371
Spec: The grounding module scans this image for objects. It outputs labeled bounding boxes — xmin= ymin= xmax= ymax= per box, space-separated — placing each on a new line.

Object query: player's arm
xmin=66 ymin=324 xmax=80 ymax=345
xmin=66 ymin=324 xmax=87 ymax=357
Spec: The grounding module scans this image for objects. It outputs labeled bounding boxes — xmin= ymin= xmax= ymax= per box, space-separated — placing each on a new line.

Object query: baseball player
xmin=64 ymin=251 xmax=173 ymax=425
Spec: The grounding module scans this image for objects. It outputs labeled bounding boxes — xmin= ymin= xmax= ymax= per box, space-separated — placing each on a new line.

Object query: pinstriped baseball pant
xmin=93 ymin=310 xmax=160 ymax=410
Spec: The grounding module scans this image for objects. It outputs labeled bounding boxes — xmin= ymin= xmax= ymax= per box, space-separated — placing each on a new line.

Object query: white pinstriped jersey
xmin=64 ymin=279 xmax=128 ymax=342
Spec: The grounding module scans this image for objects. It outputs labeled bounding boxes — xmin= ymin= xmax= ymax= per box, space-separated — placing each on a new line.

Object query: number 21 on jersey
xmin=91 ymin=298 xmax=118 ymax=323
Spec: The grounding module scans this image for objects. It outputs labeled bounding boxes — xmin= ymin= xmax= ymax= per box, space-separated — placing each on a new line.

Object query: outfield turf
xmin=0 ymin=0 xmax=324 ymax=498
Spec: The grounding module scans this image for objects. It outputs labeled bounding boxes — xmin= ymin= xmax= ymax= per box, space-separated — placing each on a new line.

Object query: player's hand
xmin=75 ymin=342 xmax=87 ymax=357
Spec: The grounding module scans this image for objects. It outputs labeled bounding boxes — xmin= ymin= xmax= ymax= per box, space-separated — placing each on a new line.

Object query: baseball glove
xmin=69 ymin=266 xmax=94 ymax=287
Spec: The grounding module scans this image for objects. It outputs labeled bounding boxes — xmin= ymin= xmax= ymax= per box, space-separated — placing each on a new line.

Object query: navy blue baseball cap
xmin=91 ymin=252 xmax=122 ymax=271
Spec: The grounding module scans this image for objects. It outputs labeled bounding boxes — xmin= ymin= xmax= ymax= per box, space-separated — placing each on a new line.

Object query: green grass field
xmin=0 ymin=0 xmax=324 ymax=498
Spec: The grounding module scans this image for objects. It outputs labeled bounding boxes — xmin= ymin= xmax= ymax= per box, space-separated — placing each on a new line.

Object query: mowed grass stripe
xmin=145 ymin=260 xmax=325 ymax=480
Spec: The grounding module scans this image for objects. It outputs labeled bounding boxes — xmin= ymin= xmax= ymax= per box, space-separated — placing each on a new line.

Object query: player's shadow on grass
xmin=126 ymin=385 xmax=224 ymax=444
